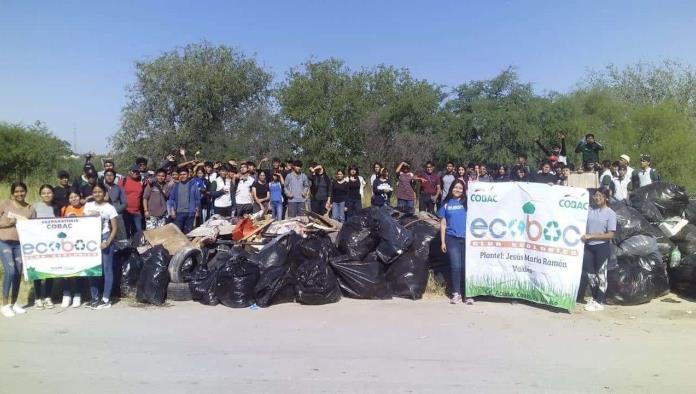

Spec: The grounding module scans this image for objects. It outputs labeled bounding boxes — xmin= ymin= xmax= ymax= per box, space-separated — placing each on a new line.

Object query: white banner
xmin=465 ymin=182 xmax=589 ymax=311
xmin=18 ymin=216 xmax=102 ymax=280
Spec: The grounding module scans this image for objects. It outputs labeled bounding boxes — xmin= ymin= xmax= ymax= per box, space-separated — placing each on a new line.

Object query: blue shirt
xmin=269 ymin=181 xmax=283 ymax=202
xmin=437 ymin=199 xmax=467 ymax=238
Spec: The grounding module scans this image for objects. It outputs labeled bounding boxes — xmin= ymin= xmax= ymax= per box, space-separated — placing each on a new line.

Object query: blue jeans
xmin=331 ymin=202 xmax=346 ymax=222
xmin=397 ymin=199 xmax=415 ymax=215
xmin=89 ymin=241 xmax=114 ymax=301
xmin=445 ymin=235 xmax=466 ymax=295
xmin=174 ymin=212 xmax=195 ymax=233
xmin=345 ymin=198 xmax=362 ymax=220
xmin=123 ymin=212 xmax=143 ymax=237
xmin=271 ymin=201 xmax=283 ymax=221
xmin=0 ymin=240 xmax=22 ymax=302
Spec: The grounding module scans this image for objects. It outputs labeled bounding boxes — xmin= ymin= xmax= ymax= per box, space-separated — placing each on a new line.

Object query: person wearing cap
xmin=578 ymin=188 xmax=616 ymax=312
xmin=618 ymin=154 xmax=634 ymax=180
xmin=119 ymin=165 xmax=145 ymax=237
xmin=611 ymin=165 xmax=631 ymax=201
xmin=535 ymin=132 xmax=567 ymax=165
xmin=76 ymin=170 xmax=98 ymax=204
xmin=136 ymin=157 xmax=154 ymax=185
xmin=574 ymin=133 xmax=604 ymax=167
xmin=98 ymin=158 xmax=123 ymax=184
xmin=53 ymin=170 xmax=73 ymax=209
xmin=631 ymin=154 xmax=661 ymax=190
xmin=73 ymin=163 xmax=97 ymax=192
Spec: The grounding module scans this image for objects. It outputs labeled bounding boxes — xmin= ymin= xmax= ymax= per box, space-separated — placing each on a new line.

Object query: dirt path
xmin=1 ymin=295 xmax=695 ymax=393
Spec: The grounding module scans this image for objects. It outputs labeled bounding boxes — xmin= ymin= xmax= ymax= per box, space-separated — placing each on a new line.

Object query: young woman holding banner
xmin=84 ymin=183 xmax=119 ymax=310
xmin=33 ymin=184 xmax=61 ymax=310
xmin=0 ymin=182 xmax=36 ymax=318
xmin=438 ymin=179 xmax=473 ymax=305
xmin=61 ymin=191 xmax=86 ymax=308
xmin=578 ymin=188 xmax=616 ymax=312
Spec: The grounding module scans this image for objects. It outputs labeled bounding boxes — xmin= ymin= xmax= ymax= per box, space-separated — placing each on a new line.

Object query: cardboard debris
xmin=144 ymin=223 xmax=192 ymax=255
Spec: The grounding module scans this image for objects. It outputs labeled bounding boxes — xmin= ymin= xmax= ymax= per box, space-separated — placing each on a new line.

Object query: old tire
xmin=169 ymin=247 xmax=203 ymax=283
xmin=167 ymin=282 xmax=193 ymax=301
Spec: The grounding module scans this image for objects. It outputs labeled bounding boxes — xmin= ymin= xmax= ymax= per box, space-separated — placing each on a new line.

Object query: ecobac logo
xmin=22 ymin=231 xmax=99 ymax=255
xmin=469 ymin=201 xmax=582 ymax=247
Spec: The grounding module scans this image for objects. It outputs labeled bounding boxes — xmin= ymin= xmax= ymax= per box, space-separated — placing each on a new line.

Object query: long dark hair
xmin=444 ymin=179 xmax=467 ymax=208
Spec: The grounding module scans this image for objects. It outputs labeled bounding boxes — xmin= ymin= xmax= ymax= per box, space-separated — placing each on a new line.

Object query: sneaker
xmin=12 ymin=304 xmax=27 ymax=314
xmin=35 ymin=299 xmax=45 ymax=310
xmin=61 ymin=296 xmax=71 ymax=308
xmin=465 ymin=298 xmax=475 ymax=305
xmin=1 ymin=305 xmax=15 ymax=318
xmin=86 ymin=300 xmax=99 ymax=309
xmin=71 ymin=296 xmax=81 ymax=308
xmin=450 ymin=293 xmax=462 ymax=304
xmin=94 ymin=299 xmax=111 ymax=310
xmin=44 ymin=298 xmax=54 ymax=309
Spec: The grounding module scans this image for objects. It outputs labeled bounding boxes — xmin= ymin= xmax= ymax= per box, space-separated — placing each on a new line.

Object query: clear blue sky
xmin=2 ymin=0 xmax=696 ymax=153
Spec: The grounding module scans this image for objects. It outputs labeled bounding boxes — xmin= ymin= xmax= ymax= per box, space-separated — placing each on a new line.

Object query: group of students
xmin=0 ymin=138 xmax=658 ymax=316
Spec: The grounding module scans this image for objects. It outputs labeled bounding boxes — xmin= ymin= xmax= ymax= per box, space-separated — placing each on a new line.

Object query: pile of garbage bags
xmin=606 ymin=182 xmax=696 ymax=304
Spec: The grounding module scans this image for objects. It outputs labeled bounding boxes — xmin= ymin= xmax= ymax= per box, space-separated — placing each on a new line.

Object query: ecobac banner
xmin=18 ymin=217 xmax=102 ymax=280
xmin=465 ymin=182 xmax=589 ymax=311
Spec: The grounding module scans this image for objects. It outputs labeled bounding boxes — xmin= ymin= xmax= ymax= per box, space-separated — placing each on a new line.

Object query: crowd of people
xmin=0 ymin=137 xmax=663 ymax=316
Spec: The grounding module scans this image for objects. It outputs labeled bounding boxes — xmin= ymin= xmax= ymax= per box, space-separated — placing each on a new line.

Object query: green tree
xmin=112 ymin=42 xmax=273 ymax=162
xmin=0 ymin=121 xmax=72 ymax=181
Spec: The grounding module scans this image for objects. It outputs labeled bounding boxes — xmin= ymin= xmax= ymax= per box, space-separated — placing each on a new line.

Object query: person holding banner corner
xmin=32 ymin=184 xmax=60 ymax=310
xmin=438 ymin=179 xmax=473 ymax=305
xmin=578 ymin=188 xmax=616 ymax=312
xmin=0 ymin=182 xmax=36 ymax=317
xmin=84 ymin=183 xmax=119 ymax=310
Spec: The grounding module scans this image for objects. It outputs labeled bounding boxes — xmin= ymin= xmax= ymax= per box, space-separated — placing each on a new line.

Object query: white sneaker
xmin=450 ymin=293 xmax=462 ymax=304
xmin=12 ymin=304 xmax=27 ymax=314
xmin=1 ymin=305 xmax=15 ymax=318
xmin=61 ymin=296 xmax=71 ymax=308
xmin=583 ymin=300 xmax=596 ymax=311
xmin=35 ymin=298 xmax=45 ymax=310
xmin=44 ymin=298 xmax=54 ymax=309
xmin=593 ymin=302 xmax=604 ymax=311
xmin=71 ymin=296 xmax=81 ymax=308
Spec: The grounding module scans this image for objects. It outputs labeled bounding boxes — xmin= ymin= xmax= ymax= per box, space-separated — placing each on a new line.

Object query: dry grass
xmin=424 ymin=270 xmax=447 ymax=299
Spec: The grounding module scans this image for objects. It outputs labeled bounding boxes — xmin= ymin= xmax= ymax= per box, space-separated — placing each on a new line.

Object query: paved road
xmin=2 ymin=296 xmax=695 ymax=393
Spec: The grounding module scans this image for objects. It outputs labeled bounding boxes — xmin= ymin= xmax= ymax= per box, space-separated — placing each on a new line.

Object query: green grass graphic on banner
xmin=26 ymin=265 xmax=103 ymax=281
xmin=466 ymin=275 xmax=576 ymax=312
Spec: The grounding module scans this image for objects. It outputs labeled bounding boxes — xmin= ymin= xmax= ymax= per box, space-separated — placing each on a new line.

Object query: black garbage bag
xmin=251 ymin=232 xmax=294 ymax=271
xmin=255 ymin=264 xmax=296 ymax=307
xmin=215 ymin=255 xmax=260 ymax=308
xmin=606 ymin=255 xmax=668 ymax=305
xmin=373 ymin=208 xmax=414 ymax=263
xmin=629 ymin=199 xmax=663 ymax=223
xmin=609 ymin=201 xmax=662 ymax=243
xmin=386 ymin=249 xmax=429 ymax=300
xmin=329 ymin=254 xmax=391 ymax=299
xmin=669 ymin=254 xmax=696 ymax=298
xmin=189 ymin=265 xmax=219 ymax=306
xmin=631 ymin=182 xmax=689 ymax=218
xmin=115 ymin=248 xmax=142 ymax=297
xmin=136 ymin=245 xmax=171 ymax=305
xmin=129 ymin=230 xmax=148 ymax=249
xmin=685 ymin=199 xmax=696 ymax=224
xmin=670 ymin=224 xmax=696 ymax=255
xmin=337 ymin=215 xmax=379 ymax=259
xmin=616 ymin=235 xmax=659 ymax=258
xmin=295 ymin=231 xmax=337 ymax=260
xmin=293 ymin=257 xmax=342 ymax=305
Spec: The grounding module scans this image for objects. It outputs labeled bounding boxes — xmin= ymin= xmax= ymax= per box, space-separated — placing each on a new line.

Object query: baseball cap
xmin=57 ymin=170 xmax=70 ymax=179
xmin=130 ymin=164 xmax=140 ymax=172
xmin=619 ymin=154 xmax=631 ymax=163
xmin=83 ymin=163 xmax=95 ymax=171
xmin=640 ymin=154 xmax=651 ymax=162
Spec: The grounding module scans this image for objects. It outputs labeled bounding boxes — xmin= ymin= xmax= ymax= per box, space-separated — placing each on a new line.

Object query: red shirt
xmin=418 ymin=171 xmax=440 ymax=196
xmin=120 ymin=177 xmax=144 ymax=214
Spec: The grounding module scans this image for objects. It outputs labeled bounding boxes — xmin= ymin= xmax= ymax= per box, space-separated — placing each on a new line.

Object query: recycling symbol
xmin=543 ymin=221 xmax=561 ymax=241
xmin=75 ymin=240 xmax=86 ymax=251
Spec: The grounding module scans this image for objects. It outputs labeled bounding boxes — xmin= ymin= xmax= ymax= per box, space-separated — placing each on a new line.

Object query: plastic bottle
xmin=670 ymin=248 xmax=682 ymax=268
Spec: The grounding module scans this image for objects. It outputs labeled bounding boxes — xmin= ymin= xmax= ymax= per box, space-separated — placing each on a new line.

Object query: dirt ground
xmin=1 ymin=295 xmax=695 ymax=394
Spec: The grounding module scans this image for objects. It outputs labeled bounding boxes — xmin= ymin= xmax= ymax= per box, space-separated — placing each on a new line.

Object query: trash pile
xmin=607 ymin=182 xmax=694 ymax=304
xmin=113 ymin=207 xmax=441 ymax=308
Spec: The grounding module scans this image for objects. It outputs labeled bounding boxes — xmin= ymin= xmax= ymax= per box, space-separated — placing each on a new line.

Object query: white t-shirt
xmin=84 ymin=201 xmax=118 ymax=235
xmin=214 ymin=178 xmax=233 ymax=208
xmin=636 ymin=168 xmax=654 ymax=188
xmin=612 ymin=177 xmax=631 ymax=201
xmin=235 ymin=176 xmax=255 ymax=205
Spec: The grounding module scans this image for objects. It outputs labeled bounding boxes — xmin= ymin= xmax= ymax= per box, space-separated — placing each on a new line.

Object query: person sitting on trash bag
xmin=631 ymin=154 xmax=661 ymax=190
